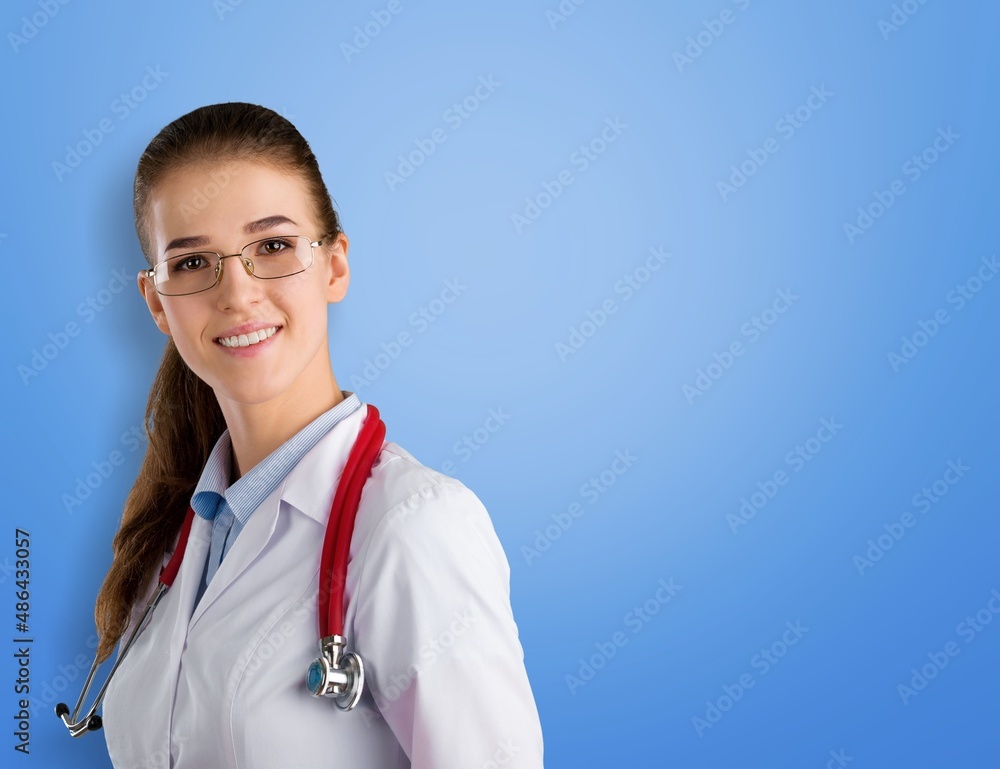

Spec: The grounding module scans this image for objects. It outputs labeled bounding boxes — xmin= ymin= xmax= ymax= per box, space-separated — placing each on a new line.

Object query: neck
xmin=218 ymin=371 xmax=345 ymax=484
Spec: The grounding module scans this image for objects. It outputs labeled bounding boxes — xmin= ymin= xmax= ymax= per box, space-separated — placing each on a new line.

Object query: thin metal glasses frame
xmin=143 ymin=233 xmax=330 ymax=297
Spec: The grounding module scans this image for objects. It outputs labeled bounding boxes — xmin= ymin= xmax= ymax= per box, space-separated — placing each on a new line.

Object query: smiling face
xmin=137 ymin=159 xmax=349 ymax=410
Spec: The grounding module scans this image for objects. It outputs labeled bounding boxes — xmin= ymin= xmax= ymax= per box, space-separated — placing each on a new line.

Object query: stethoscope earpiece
xmin=55 ymin=700 xmax=104 ymax=736
xmin=305 ymin=634 xmax=365 ymax=710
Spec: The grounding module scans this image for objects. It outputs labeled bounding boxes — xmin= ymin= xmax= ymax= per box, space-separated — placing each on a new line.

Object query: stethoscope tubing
xmin=321 ymin=407 xmax=385 ymax=637
xmin=57 ymin=404 xmax=384 ymax=736
xmin=56 ymin=509 xmax=196 ymax=736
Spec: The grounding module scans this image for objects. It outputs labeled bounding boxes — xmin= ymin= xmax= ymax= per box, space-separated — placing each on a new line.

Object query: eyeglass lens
xmin=153 ymin=236 xmax=313 ymax=296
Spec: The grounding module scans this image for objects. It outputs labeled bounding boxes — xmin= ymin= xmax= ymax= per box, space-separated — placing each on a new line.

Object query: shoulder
xmin=353 ymin=440 xmax=510 ymax=588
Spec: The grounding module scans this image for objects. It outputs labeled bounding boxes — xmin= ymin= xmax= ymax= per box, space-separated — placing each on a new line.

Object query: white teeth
xmin=218 ymin=326 xmax=278 ymax=348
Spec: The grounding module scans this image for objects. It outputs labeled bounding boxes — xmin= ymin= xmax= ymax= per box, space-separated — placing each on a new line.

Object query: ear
xmin=325 ymin=232 xmax=350 ymax=304
xmin=137 ymin=270 xmax=172 ymax=335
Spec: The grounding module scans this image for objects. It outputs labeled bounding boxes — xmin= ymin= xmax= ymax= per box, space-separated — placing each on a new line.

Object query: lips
xmin=214 ymin=321 xmax=283 ymax=348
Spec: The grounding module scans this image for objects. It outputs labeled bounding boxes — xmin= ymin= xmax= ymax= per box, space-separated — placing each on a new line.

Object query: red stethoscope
xmin=57 ymin=405 xmax=386 ymax=737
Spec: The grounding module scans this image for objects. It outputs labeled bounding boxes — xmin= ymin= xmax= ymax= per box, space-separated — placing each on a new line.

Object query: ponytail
xmin=93 ymin=338 xmax=225 ymax=663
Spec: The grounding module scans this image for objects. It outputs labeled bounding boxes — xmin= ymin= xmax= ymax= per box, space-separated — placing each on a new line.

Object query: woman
xmin=95 ymin=102 xmax=544 ymax=768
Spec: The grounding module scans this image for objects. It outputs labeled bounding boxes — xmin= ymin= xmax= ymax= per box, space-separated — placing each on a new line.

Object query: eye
xmin=256 ymin=238 xmax=294 ymax=256
xmin=172 ymin=254 xmax=211 ymax=272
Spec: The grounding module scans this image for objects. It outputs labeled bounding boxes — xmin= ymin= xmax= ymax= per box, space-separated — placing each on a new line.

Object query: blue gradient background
xmin=2 ymin=1 xmax=998 ymax=767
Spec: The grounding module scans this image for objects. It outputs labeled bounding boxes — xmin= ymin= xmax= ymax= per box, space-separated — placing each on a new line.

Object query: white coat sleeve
xmin=353 ymin=478 xmax=545 ymax=768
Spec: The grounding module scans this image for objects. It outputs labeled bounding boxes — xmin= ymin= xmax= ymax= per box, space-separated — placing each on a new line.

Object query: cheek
xmin=164 ymin=303 xmax=191 ymax=334
xmin=163 ymin=304 xmax=208 ymax=359
xmin=273 ymin=278 xmax=329 ymax=324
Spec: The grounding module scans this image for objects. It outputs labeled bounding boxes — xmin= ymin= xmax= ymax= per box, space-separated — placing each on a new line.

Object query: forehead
xmin=148 ymin=160 xmax=314 ymax=254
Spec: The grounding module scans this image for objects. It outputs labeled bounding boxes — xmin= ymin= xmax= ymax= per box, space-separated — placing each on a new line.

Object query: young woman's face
xmin=138 ymin=159 xmax=349 ymax=409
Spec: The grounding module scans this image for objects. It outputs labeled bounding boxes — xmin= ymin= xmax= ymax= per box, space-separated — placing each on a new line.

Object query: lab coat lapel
xmin=187 ymin=482 xmax=285 ymax=631
xmin=166 ymin=515 xmax=211 ymax=641
xmin=161 ymin=514 xmax=210 ymax=753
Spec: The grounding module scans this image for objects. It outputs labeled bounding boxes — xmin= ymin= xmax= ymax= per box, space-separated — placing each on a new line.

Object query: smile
xmin=216 ymin=326 xmax=280 ymax=348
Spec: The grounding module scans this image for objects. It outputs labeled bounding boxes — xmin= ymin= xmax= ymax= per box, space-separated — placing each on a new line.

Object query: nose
xmin=214 ymin=253 xmax=263 ymax=308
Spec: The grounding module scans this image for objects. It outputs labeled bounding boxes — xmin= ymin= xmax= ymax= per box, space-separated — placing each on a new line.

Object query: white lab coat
xmin=102 ymin=403 xmax=544 ymax=768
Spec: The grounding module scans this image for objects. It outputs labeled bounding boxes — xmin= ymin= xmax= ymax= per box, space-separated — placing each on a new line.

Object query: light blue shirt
xmin=192 ymin=391 xmax=363 ymax=607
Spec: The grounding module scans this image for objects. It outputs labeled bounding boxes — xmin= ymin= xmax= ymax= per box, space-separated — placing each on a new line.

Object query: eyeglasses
xmin=144 ymin=234 xmax=330 ymax=296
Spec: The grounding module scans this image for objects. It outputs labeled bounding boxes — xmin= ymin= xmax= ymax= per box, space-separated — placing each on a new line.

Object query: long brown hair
xmin=93 ymin=102 xmax=344 ymax=664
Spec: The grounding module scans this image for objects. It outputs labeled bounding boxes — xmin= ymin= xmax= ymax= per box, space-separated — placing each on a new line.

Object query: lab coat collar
xmin=185 ymin=400 xmax=370 ymax=631
xmin=280 ymin=400 xmax=370 ymax=524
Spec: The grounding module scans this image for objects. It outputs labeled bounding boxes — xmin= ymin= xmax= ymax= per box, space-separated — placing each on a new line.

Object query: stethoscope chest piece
xmin=306 ymin=634 xmax=365 ymax=710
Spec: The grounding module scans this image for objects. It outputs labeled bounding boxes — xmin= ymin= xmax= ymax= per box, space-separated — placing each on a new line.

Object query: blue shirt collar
xmin=191 ymin=391 xmax=363 ymax=525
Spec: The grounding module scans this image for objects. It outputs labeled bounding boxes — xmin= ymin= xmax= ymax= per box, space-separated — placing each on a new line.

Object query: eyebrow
xmin=163 ymin=215 xmax=299 ymax=254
